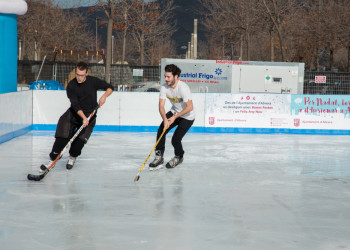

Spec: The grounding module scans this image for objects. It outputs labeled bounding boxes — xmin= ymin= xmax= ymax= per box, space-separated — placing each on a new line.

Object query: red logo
xmin=315 ymin=76 xmax=326 ymax=83
xmin=209 ymin=117 xmax=215 ymax=125
xmin=294 ymin=118 xmax=300 ymax=127
xmin=240 ymin=96 xmax=255 ymax=100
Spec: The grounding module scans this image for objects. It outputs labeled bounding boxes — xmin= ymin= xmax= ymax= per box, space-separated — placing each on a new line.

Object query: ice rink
xmin=1 ymin=131 xmax=350 ymax=250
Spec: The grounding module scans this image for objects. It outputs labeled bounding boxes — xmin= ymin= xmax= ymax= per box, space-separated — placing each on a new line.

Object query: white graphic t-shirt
xmin=159 ymin=80 xmax=195 ymax=120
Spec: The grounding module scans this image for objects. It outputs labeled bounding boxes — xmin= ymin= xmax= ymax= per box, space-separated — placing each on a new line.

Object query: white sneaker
xmin=66 ymin=156 xmax=76 ymax=170
xmin=39 ymin=159 xmax=53 ymax=173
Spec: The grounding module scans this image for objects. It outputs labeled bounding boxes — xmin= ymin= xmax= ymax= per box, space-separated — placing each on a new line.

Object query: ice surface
xmin=0 ymin=131 xmax=350 ymax=249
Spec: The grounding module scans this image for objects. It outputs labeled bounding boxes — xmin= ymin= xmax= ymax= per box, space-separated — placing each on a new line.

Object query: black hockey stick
xmin=27 ymin=106 xmax=99 ymax=181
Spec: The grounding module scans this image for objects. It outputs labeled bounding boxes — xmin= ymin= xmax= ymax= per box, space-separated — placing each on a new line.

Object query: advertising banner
xmin=205 ymin=93 xmax=291 ymax=128
xmin=179 ymin=63 xmax=232 ymax=93
xmin=291 ymin=95 xmax=350 ymax=130
xmin=161 ymin=58 xmax=233 ymax=93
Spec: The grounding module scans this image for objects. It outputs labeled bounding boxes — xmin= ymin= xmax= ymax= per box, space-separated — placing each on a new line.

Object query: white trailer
xmin=160 ymin=58 xmax=304 ymax=94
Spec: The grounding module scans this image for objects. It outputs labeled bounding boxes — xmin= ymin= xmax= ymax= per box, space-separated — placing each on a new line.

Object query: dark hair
xmin=76 ymin=61 xmax=88 ymax=72
xmin=165 ymin=64 xmax=181 ymax=77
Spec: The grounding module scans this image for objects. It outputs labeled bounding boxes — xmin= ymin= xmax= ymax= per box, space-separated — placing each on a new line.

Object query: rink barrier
xmin=0 ymin=125 xmax=32 ymax=144
xmin=0 ymin=91 xmax=32 ymax=144
xmin=31 ymin=124 xmax=350 ymax=135
xmin=31 ymin=91 xmax=350 ymax=135
xmin=202 ymin=127 xmax=350 ymax=135
xmin=3 ymin=91 xmax=350 ymax=145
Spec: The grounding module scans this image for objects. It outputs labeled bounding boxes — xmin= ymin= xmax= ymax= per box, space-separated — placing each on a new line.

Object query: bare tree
xmin=337 ymin=1 xmax=350 ymax=71
xmin=230 ymin=0 xmax=261 ymax=61
xmin=18 ymin=0 xmax=61 ymax=60
xmin=18 ymin=0 xmax=94 ymax=61
xmin=199 ymin=0 xmax=235 ymax=59
xmin=293 ymin=0 xmax=347 ymax=71
xmin=199 ymin=0 xmax=262 ymax=61
xmin=128 ymin=0 xmax=176 ymax=65
xmin=258 ymin=0 xmax=302 ymax=62
xmin=95 ymin=0 xmax=175 ymax=69
xmin=116 ymin=0 xmax=134 ymax=63
xmin=321 ymin=0 xmax=348 ymax=71
xmin=104 ymin=0 xmax=140 ymax=64
xmin=98 ymin=0 xmax=116 ymax=83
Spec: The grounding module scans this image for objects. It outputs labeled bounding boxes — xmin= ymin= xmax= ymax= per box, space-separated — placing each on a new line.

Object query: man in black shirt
xmin=40 ymin=62 xmax=114 ymax=172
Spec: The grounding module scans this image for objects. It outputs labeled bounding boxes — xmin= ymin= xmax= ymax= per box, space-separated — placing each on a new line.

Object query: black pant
xmin=49 ymin=109 xmax=96 ymax=160
xmin=155 ymin=111 xmax=194 ymax=157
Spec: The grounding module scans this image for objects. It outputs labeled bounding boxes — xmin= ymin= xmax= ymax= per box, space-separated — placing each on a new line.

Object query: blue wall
xmin=0 ymin=14 xmax=17 ymax=94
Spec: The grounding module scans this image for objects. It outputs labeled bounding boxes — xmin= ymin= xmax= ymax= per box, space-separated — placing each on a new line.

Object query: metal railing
xmin=18 ymin=61 xmax=350 ymax=94
xmin=303 ymin=71 xmax=350 ymax=95
xmin=17 ymin=60 xmax=161 ymax=92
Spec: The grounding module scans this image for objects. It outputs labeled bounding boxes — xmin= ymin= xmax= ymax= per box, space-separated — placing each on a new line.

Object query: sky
xmin=53 ymin=0 xmax=97 ymax=8
xmin=53 ymin=0 xmax=152 ymax=8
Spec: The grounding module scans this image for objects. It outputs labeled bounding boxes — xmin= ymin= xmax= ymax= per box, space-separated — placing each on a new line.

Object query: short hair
xmin=165 ymin=64 xmax=181 ymax=77
xmin=76 ymin=61 xmax=88 ymax=72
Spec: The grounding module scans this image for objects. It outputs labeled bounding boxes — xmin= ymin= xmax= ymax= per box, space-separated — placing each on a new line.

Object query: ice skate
xmin=66 ymin=155 xmax=76 ymax=170
xmin=166 ymin=156 xmax=183 ymax=169
xmin=149 ymin=150 xmax=164 ymax=171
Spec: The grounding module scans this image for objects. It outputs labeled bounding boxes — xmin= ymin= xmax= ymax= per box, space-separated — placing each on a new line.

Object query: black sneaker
xmin=149 ymin=150 xmax=164 ymax=170
xmin=66 ymin=156 xmax=76 ymax=170
xmin=166 ymin=156 xmax=183 ymax=168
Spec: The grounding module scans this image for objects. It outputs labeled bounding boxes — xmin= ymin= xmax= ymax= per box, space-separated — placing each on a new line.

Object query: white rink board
xmin=2 ymin=90 xmax=350 ymax=137
xmin=32 ymin=91 xmax=205 ymax=128
xmin=33 ymin=91 xmax=69 ymax=125
xmin=0 ymin=91 xmax=32 ymax=142
xmin=119 ymin=92 xmax=166 ymax=126
xmin=33 ymin=90 xmax=119 ymax=126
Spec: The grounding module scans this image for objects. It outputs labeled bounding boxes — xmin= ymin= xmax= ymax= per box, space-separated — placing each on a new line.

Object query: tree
xmin=337 ymin=1 xmax=350 ymax=71
xmin=199 ymin=0 xmax=262 ymax=61
xmin=199 ymin=0 xmax=236 ymax=59
xmin=18 ymin=0 xmax=93 ymax=61
xmin=95 ymin=0 xmax=175 ymax=77
xmin=98 ymin=0 xmax=116 ymax=83
xmin=258 ymin=0 xmax=302 ymax=62
xmin=293 ymin=0 xmax=348 ymax=71
xmin=116 ymin=0 xmax=134 ymax=63
xmin=319 ymin=0 xmax=350 ymax=71
xmin=128 ymin=0 xmax=176 ymax=65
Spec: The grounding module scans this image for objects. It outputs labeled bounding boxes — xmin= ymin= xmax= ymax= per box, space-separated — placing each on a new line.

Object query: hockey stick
xmin=27 ymin=106 xmax=99 ymax=181
xmin=35 ymin=55 xmax=46 ymax=83
xmin=134 ymin=127 xmax=168 ymax=182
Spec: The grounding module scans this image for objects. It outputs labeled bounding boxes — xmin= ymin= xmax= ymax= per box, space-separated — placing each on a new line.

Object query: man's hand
xmin=163 ymin=118 xmax=170 ymax=129
xmin=99 ymin=88 xmax=113 ymax=107
xmin=82 ymin=117 xmax=89 ymax=127
xmin=167 ymin=114 xmax=176 ymax=126
xmin=77 ymin=110 xmax=89 ymax=127
xmin=98 ymin=95 xmax=107 ymax=107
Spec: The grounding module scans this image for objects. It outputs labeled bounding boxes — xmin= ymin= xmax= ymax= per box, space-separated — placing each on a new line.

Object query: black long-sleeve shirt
xmin=66 ymin=75 xmax=114 ymax=116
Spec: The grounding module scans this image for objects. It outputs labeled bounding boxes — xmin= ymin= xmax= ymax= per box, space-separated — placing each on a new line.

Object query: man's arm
xmin=77 ymin=110 xmax=89 ymax=127
xmin=98 ymin=88 xmax=113 ymax=107
xmin=168 ymin=100 xmax=193 ymax=125
xmin=159 ymin=98 xmax=169 ymax=129
xmin=78 ymin=87 xmax=113 ymax=127
xmin=79 ymin=87 xmax=113 ymax=127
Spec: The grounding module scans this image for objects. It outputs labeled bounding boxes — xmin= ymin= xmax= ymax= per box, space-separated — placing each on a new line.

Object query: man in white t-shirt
xmin=149 ymin=64 xmax=195 ymax=170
